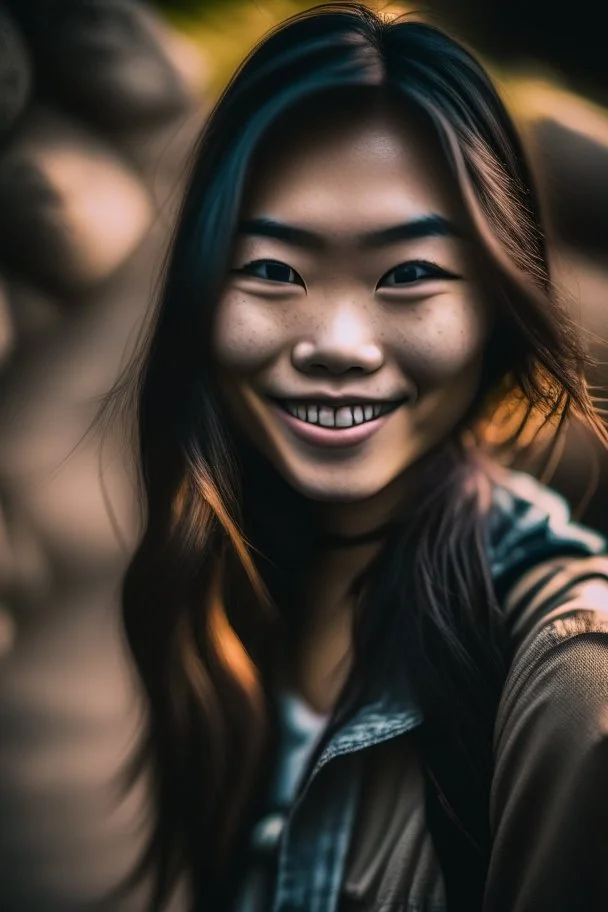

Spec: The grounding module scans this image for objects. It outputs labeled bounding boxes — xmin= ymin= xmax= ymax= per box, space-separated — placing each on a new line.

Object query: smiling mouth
xmin=273 ymin=398 xmax=405 ymax=429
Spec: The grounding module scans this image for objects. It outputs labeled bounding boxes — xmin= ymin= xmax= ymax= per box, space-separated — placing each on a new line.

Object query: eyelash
xmin=231 ymin=258 xmax=460 ymax=288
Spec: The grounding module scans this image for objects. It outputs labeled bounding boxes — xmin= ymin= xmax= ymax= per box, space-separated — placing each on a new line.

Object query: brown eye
xmin=378 ymin=260 xmax=460 ymax=288
xmin=234 ymin=259 xmax=305 ymax=286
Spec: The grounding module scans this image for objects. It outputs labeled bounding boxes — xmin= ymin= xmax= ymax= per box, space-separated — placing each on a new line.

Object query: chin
xmin=280 ymin=466 xmax=392 ymax=504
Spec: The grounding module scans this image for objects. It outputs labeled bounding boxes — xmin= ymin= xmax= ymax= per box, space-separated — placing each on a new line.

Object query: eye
xmin=378 ymin=260 xmax=460 ymax=289
xmin=232 ymin=259 xmax=305 ymax=287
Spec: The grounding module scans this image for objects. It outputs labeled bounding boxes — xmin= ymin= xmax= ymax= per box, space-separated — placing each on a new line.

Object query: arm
xmin=484 ymin=558 xmax=608 ymax=912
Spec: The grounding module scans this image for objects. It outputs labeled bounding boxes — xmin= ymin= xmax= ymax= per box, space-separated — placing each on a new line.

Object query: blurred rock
xmin=8 ymin=0 xmax=195 ymax=131
xmin=0 ymin=221 xmax=181 ymax=910
xmin=145 ymin=11 xmax=208 ymax=99
xmin=0 ymin=604 xmax=16 ymax=655
xmin=547 ymin=247 xmax=608 ymax=535
xmin=0 ymin=2 xmax=204 ymax=908
xmin=504 ymin=79 xmax=608 ymax=261
xmin=0 ymin=7 xmax=30 ymax=139
xmin=0 ymin=108 xmax=154 ymax=296
xmin=535 ymin=118 xmax=608 ymax=258
xmin=115 ymin=104 xmax=206 ymax=213
xmin=0 ymin=588 xmax=156 ymax=911
xmin=0 ymin=480 xmax=54 ymax=612
xmin=5 ymin=281 xmax=62 ymax=348
xmin=0 ymin=277 xmax=15 ymax=367
xmin=553 ymin=246 xmax=608 ymax=363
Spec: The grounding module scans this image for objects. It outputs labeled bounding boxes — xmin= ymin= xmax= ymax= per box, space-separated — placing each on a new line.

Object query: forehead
xmin=240 ymin=94 xmax=462 ymax=229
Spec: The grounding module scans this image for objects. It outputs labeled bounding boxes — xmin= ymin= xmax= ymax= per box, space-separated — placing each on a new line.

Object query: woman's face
xmin=212 ymin=101 xmax=492 ymax=505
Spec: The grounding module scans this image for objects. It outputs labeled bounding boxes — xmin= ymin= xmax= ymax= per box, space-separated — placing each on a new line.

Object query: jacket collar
xmin=313 ymin=678 xmax=423 ymax=779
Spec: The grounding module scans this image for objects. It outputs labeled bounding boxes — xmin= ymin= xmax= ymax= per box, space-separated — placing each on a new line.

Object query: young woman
xmin=109 ymin=3 xmax=608 ymax=910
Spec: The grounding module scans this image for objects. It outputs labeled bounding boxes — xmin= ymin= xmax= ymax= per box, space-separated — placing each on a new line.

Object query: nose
xmin=291 ymin=306 xmax=383 ymax=376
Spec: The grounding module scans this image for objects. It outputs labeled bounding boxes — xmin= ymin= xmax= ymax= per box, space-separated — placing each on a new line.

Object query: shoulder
xmin=486 ymin=476 xmax=608 ymax=786
xmin=485 ymin=468 xmax=608 ymax=765
xmin=482 ymin=468 xmax=608 ymax=755
xmin=476 ymin=470 xmax=608 ymax=908
xmin=483 ymin=467 xmax=608 ymax=653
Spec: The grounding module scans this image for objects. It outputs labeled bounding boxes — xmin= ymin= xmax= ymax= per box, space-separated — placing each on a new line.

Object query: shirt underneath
xmin=233 ymin=691 xmax=330 ymax=912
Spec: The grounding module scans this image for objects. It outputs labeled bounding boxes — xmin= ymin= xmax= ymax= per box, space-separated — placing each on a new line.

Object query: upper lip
xmin=269 ymin=393 xmax=408 ymax=406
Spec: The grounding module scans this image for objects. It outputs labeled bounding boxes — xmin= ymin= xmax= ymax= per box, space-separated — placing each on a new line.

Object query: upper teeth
xmin=283 ymin=401 xmax=393 ymax=428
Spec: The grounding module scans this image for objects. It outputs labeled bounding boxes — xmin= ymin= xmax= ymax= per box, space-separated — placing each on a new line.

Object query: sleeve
xmin=483 ymin=558 xmax=608 ymax=912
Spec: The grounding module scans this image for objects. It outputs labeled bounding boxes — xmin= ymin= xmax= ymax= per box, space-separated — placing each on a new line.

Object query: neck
xmin=286 ymin=489 xmax=405 ymax=711
xmin=284 ymin=537 xmax=383 ymax=713
xmin=317 ymin=520 xmax=400 ymax=549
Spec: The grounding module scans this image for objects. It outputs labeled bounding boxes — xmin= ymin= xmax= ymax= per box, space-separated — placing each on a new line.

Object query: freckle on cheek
xmin=216 ymin=306 xmax=284 ymax=371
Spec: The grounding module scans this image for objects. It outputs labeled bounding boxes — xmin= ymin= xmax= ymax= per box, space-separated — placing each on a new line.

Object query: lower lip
xmin=269 ymin=400 xmax=402 ymax=449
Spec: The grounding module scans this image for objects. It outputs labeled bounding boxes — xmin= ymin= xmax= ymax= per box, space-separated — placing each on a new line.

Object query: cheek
xmin=212 ymin=292 xmax=286 ymax=373
xmin=389 ymin=294 xmax=489 ymax=385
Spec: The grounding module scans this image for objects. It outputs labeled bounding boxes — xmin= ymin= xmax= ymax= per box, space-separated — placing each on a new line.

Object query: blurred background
xmin=0 ymin=1 xmax=607 ymax=909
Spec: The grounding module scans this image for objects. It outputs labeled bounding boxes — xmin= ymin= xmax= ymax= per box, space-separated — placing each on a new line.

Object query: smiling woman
xmin=99 ymin=4 xmax=608 ymax=912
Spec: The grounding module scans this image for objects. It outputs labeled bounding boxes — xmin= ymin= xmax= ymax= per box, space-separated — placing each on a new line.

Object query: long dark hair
xmin=97 ymin=3 xmax=607 ymax=909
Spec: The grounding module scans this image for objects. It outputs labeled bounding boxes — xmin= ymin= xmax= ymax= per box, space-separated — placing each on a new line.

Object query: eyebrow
xmin=236 ymin=214 xmax=461 ymax=250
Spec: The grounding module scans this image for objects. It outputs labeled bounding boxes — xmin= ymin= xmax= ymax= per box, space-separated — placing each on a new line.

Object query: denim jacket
xmin=265 ymin=469 xmax=608 ymax=912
